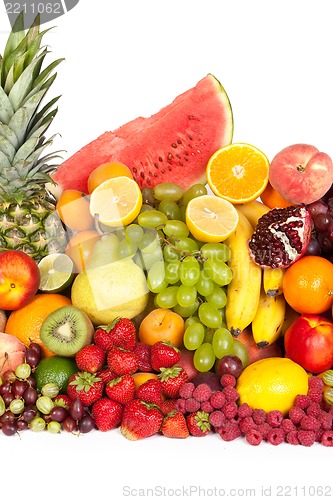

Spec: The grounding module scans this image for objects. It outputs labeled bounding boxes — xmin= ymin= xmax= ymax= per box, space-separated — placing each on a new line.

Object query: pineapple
xmin=0 ymin=13 xmax=67 ymax=262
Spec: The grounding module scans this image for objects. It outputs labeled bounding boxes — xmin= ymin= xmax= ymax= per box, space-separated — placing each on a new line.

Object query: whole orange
xmin=56 ymin=189 xmax=94 ymax=232
xmin=260 ymin=181 xmax=293 ymax=209
xmin=5 ymin=293 xmax=72 ymax=357
xmin=65 ymin=230 xmax=100 ymax=273
xmin=138 ymin=308 xmax=185 ymax=347
xmin=87 ymin=162 xmax=133 ymax=194
xmin=283 ymin=256 xmax=333 ymax=314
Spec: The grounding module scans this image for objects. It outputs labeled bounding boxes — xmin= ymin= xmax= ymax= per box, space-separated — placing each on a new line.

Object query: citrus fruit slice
xmin=38 ymin=253 xmax=74 ymax=293
xmin=185 ymin=194 xmax=239 ymax=242
xmin=206 ymin=143 xmax=270 ymax=204
xmin=89 ymin=177 xmax=142 ymax=227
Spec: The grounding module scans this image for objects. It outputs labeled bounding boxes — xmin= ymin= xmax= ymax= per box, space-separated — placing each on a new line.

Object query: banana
xmin=225 ymin=209 xmax=262 ymax=337
xmin=280 ymin=304 xmax=300 ymax=337
xmin=237 ymin=200 xmax=271 ymax=229
xmin=251 ymin=287 xmax=286 ymax=347
xmin=263 ymin=267 xmax=286 ymax=297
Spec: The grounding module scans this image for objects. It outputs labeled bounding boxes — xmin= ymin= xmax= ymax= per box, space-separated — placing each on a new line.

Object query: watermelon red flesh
xmin=52 ymin=74 xmax=233 ymax=193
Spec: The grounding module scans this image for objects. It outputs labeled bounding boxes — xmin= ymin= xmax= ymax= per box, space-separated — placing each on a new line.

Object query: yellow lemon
xmin=236 ymin=357 xmax=309 ymax=415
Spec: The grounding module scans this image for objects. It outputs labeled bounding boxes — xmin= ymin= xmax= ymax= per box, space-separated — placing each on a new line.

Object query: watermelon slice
xmin=52 ymin=74 xmax=233 ymax=193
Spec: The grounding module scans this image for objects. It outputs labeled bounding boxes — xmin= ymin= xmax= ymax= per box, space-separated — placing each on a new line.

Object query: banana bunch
xmin=225 ymin=200 xmax=292 ymax=346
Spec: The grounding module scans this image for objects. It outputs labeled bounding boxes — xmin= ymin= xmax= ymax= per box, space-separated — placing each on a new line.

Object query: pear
xmin=86 ymin=233 xmax=120 ymax=268
xmin=71 ymin=257 xmax=149 ymax=325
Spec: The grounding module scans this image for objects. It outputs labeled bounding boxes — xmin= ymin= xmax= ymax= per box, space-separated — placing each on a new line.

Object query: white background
xmin=1 ymin=1 xmax=333 ymax=499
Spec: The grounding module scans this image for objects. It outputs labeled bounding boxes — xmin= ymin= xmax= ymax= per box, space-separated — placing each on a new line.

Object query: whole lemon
xmin=236 ymin=357 xmax=309 ymax=415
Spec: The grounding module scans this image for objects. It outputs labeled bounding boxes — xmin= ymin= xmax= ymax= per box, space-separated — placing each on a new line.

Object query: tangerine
xmin=5 ymin=293 xmax=72 ymax=357
xmin=283 ymin=255 xmax=333 ymax=314
xmin=260 ymin=181 xmax=293 ymax=209
xmin=87 ymin=162 xmax=133 ymax=193
xmin=56 ymin=189 xmax=94 ymax=232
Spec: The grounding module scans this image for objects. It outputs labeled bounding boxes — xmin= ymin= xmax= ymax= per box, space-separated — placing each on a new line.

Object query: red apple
xmin=284 ymin=314 xmax=333 ymax=373
xmin=0 ymin=332 xmax=26 ymax=376
xmin=0 ymin=250 xmax=40 ymax=310
xmin=177 ymin=348 xmax=199 ymax=381
xmin=269 ymin=144 xmax=333 ymax=204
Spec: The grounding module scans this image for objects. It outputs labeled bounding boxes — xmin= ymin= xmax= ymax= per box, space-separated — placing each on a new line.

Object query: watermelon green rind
xmin=52 ymin=74 xmax=233 ymax=193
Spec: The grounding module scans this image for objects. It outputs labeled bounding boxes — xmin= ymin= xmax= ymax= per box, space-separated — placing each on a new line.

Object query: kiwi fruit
xmin=40 ymin=305 xmax=94 ymax=357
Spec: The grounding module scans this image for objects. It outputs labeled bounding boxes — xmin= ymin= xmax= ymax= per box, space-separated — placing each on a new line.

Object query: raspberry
xmin=201 ymin=400 xmax=214 ymax=413
xmin=218 ymin=422 xmax=241 ymax=441
xmin=209 ymin=391 xmax=226 ymax=409
xmin=315 ymin=428 xmax=324 ymax=442
xmin=246 ymin=428 xmax=263 ymax=446
xmin=252 ymin=408 xmax=266 ymax=425
xmin=308 ymin=388 xmax=323 ymax=403
xmin=286 ymin=430 xmax=299 ymax=445
xmin=267 ymin=428 xmax=285 ymax=445
xmin=321 ymin=430 xmax=333 ymax=447
xmin=185 ymin=397 xmax=200 ymax=413
xmin=222 ymin=386 xmax=239 ymax=402
xmin=220 ymin=374 xmax=236 ymax=387
xmin=192 ymin=383 xmax=212 ymax=402
xmin=297 ymin=429 xmax=315 ymax=447
xmin=308 ymin=375 xmax=324 ymax=391
xmin=178 ymin=382 xmax=195 ymax=399
xmin=281 ymin=418 xmax=296 ymax=434
xmin=209 ymin=410 xmax=225 ymax=428
xmin=306 ymin=402 xmax=321 ymax=418
xmin=257 ymin=423 xmax=272 ymax=440
xmin=222 ymin=401 xmax=238 ymax=419
xmin=175 ymin=398 xmax=186 ymax=414
xmin=289 ymin=406 xmax=305 ymax=425
xmin=300 ymin=415 xmax=320 ymax=431
xmin=294 ymin=394 xmax=311 ymax=409
xmin=266 ymin=410 xmax=284 ymax=428
xmin=239 ymin=416 xmax=257 ymax=435
xmin=318 ymin=411 xmax=333 ymax=430
xmin=238 ymin=403 xmax=253 ymax=419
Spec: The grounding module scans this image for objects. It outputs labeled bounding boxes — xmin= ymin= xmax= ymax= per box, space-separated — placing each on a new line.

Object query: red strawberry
xmin=105 ymin=375 xmax=136 ymax=405
xmin=136 ymin=378 xmax=164 ymax=406
xmin=159 ymin=398 xmax=178 ymax=415
xmin=94 ymin=318 xmax=137 ymax=352
xmin=159 ymin=365 xmax=188 ymax=398
xmin=67 ymin=372 xmax=104 ymax=407
xmin=97 ymin=367 xmax=117 ymax=384
xmin=107 ymin=347 xmax=138 ymax=375
xmin=75 ymin=344 xmax=106 ymax=373
xmin=133 ymin=342 xmax=152 ymax=372
xmin=91 ymin=397 xmax=123 ymax=431
xmin=150 ymin=341 xmax=180 ymax=371
xmin=186 ymin=410 xmax=211 ymax=437
xmin=161 ymin=411 xmax=189 ymax=438
xmin=53 ymin=394 xmax=73 ymax=409
xmin=120 ymin=399 xmax=163 ymax=440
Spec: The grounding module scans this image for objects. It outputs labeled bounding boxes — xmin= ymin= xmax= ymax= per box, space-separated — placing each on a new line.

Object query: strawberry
xmin=120 ymin=399 xmax=163 ymax=440
xmin=161 ymin=411 xmax=189 ymax=438
xmin=97 ymin=367 xmax=117 ymax=384
xmin=107 ymin=347 xmax=138 ymax=375
xmin=136 ymin=378 xmax=164 ymax=406
xmin=105 ymin=375 xmax=136 ymax=405
xmin=133 ymin=342 xmax=152 ymax=372
xmin=67 ymin=372 xmax=104 ymax=407
xmin=150 ymin=341 xmax=180 ymax=371
xmin=75 ymin=344 xmax=106 ymax=374
xmin=159 ymin=365 xmax=188 ymax=398
xmin=159 ymin=398 xmax=178 ymax=415
xmin=53 ymin=394 xmax=73 ymax=409
xmin=91 ymin=397 xmax=123 ymax=431
xmin=186 ymin=410 xmax=211 ymax=437
xmin=94 ymin=318 xmax=137 ymax=352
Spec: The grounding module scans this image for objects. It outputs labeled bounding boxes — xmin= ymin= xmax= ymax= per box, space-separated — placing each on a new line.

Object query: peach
xmin=269 ymin=144 xmax=333 ymax=205
xmin=237 ymin=327 xmax=282 ymax=365
xmin=0 ymin=332 xmax=26 ymax=376
xmin=0 ymin=309 xmax=7 ymax=332
xmin=0 ymin=250 xmax=40 ymax=310
xmin=178 ymin=348 xmax=199 ymax=381
xmin=284 ymin=314 xmax=333 ymax=373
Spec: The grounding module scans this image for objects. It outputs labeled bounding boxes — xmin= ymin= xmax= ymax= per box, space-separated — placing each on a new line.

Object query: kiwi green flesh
xmin=40 ymin=305 xmax=94 ymax=357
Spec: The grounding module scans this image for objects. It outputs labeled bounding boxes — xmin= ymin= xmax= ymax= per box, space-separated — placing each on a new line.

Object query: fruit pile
xmin=1 ymin=15 xmax=333 ymax=447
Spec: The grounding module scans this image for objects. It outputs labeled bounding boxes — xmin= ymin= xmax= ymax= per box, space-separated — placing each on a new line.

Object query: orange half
xmin=206 ymin=143 xmax=270 ymax=204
